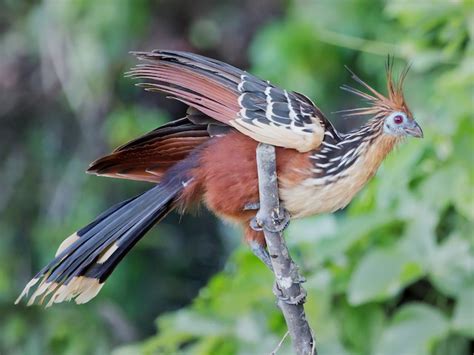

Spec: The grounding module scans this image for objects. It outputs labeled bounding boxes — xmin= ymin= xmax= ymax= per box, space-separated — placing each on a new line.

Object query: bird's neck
xmin=352 ymin=131 xmax=399 ymax=179
xmin=280 ymin=121 xmax=399 ymax=218
xmin=349 ymin=119 xmax=400 ymax=175
xmin=309 ymin=119 xmax=399 ymax=184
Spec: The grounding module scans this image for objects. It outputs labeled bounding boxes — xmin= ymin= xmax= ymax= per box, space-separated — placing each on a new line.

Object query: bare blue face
xmin=383 ymin=111 xmax=423 ymax=138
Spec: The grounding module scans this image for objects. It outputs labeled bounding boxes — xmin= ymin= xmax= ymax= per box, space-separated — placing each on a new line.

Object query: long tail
xmin=16 ymin=165 xmax=193 ymax=307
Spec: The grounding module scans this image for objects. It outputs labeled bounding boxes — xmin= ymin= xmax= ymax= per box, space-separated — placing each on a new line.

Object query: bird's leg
xmin=248 ymin=204 xmax=304 ymax=305
xmin=249 ymin=241 xmax=273 ymax=271
xmin=246 ymin=202 xmax=264 ymax=232
xmin=245 ymin=186 xmax=300 ymax=304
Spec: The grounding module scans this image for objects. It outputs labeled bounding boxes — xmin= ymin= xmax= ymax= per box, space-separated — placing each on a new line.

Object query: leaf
xmin=157 ymin=309 xmax=230 ymax=337
xmin=398 ymin=203 xmax=437 ymax=268
xmin=429 ymin=235 xmax=474 ymax=297
xmin=420 ymin=164 xmax=470 ymax=214
xmin=186 ymin=335 xmax=238 ymax=355
xmin=287 ymin=215 xmax=337 ymax=245
xmin=452 ymin=284 xmax=474 ymax=337
xmin=348 ymin=246 xmax=424 ymax=305
xmin=142 ymin=309 xmax=232 ymax=355
xmin=316 ymin=341 xmax=351 ymax=355
xmin=291 ymin=212 xmax=394 ymax=264
xmin=105 ymin=106 xmax=169 ymax=148
xmin=433 ymin=334 xmax=471 ymax=355
xmin=112 ymin=344 xmax=142 ymax=355
xmin=452 ymin=167 xmax=474 ymax=220
xmin=338 ymin=302 xmax=385 ymax=354
xmin=375 ymin=303 xmax=449 ymax=355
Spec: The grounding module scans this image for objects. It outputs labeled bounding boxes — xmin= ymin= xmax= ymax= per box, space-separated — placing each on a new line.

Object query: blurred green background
xmin=1 ymin=0 xmax=473 ymax=354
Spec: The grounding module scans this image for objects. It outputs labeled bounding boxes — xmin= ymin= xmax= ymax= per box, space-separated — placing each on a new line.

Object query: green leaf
xmin=186 ymin=336 xmax=238 ymax=355
xmin=434 ymin=334 xmax=471 ymax=355
xmin=452 ymin=284 xmax=474 ymax=337
xmin=398 ymin=204 xmax=437 ymax=268
xmin=429 ymin=235 xmax=474 ymax=297
xmin=157 ymin=309 xmax=230 ymax=337
xmin=104 ymin=106 xmax=169 ymax=148
xmin=452 ymin=168 xmax=474 ymax=220
xmin=290 ymin=212 xmax=394 ymax=264
xmin=420 ymin=164 xmax=471 ymax=214
xmin=338 ymin=302 xmax=385 ymax=354
xmin=348 ymin=246 xmax=424 ymax=305
xmin=112 ymin=344 xmax=142 ymax=355
xmin=375 ymin=303 xmax=449 ymax=355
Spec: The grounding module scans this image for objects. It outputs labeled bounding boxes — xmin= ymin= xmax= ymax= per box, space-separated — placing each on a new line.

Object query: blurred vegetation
xmin=1 ymin=0 xmax=472 ymax=355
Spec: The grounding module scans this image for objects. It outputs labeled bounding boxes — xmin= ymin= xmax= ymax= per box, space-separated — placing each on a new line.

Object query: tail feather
xmin=16 ymin=171 xmax=191 ymax=307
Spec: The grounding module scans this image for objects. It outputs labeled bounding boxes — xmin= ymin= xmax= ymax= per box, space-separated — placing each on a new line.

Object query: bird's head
xmin=341 ymin=57 xmax=423 ymax=139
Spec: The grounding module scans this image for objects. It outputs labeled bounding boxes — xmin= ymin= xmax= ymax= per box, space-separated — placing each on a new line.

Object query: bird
xmin=16 ymin=50 xmax=423 ymax=307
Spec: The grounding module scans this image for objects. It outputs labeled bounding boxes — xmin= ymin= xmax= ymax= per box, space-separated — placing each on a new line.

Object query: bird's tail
xmin=15 ymin=164 xmax=193 ymax=307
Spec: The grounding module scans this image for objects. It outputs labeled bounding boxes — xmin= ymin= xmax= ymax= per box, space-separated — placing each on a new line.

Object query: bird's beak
xmin=404 ymin=120 xmax=423 ymax=138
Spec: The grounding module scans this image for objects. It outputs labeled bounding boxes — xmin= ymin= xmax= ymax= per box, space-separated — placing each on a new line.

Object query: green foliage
xmin=2 ymin=1 xmax=227 ymax=354
xmin=132 ymin=1 xmax=474 ymax=354
xmin=375 ymin=303 xmax=449 ymax=355
xmin=2 ymin=0 xmax=472 ymax=354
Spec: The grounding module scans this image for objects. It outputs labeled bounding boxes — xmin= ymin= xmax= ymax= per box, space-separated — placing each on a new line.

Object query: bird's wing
xmin=87 ymin=108 xmax=229 ymax=182
xmin=127 ymin=50 xmax=327 ymax=152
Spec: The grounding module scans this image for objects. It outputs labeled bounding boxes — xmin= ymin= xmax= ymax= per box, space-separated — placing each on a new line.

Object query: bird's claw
xmin=273 ymin=281 xmax=307 ymax=305
xmin=244 ymin=202 xmax=260 ymax=211
xmin=250 ymin=207 xmax=290 ymax=233
xmin=250 ymin=217 xmax=263 ymax=232
xmin=270 ymin=207 xmax=291 ymax=232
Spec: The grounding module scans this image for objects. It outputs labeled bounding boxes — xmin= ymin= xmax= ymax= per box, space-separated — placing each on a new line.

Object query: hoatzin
xmin=16 ymin=50 xmax=422 ymax=307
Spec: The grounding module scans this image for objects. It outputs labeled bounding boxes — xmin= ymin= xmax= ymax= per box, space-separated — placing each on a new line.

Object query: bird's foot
xmin=273 ymin=280 xmax=307 ymax=305
xmin=250 ymin=206 xmax=290 ymax=233
xmin=249 ymin=241 xmax=273 ymax=271
xmin=246 ymin=202 xmax=263 ymax=232
xmin=270 ymin=207 xmax=291 ymax=232
xmin=249 ymin=217 xmax=263 ymax=232
xmin=244 ymin=202 xmax=260 ymax=211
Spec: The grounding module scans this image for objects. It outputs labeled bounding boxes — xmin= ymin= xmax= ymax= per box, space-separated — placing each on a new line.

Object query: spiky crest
xmin=339 ymin=56 xmax=412 ymax=119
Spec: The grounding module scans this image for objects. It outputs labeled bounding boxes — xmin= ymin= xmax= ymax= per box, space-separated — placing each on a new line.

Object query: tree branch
xmin=254 ymin=143 xmax=317 ymax=355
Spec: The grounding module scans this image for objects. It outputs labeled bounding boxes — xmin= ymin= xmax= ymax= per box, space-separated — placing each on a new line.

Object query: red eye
xmin=393 ymin=114 xmax=404 ymax=124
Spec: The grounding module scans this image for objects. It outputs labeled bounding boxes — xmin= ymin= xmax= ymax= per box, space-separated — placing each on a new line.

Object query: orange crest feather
xmin=340 ymin=56 xmax=412 ymax=118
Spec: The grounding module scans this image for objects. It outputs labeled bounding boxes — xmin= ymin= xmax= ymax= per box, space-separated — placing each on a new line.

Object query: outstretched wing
xmin=126 ymin=50 xmax=327 ymax=152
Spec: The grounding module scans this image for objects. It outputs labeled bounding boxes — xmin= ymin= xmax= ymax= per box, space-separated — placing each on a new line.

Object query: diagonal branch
xmin=254 ymin=143 xmax=317 ymax=355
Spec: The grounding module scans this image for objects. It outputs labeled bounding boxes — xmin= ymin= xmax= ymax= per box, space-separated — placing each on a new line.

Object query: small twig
xmin=271 ymin=331 xmax=289 ymax=355
xmin=254 ymin=143 xmax=316 ymax=355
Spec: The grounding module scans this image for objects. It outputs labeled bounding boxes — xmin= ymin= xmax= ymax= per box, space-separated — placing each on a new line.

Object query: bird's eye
xmin=393 ymin=114 xmax=404 ymax=124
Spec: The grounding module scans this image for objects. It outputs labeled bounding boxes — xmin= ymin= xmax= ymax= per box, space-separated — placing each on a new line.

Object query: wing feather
xmin=127 ymin=50 xmax=327 ymax=152
xmin=87 ymin=110 xmax=220 ymax=182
